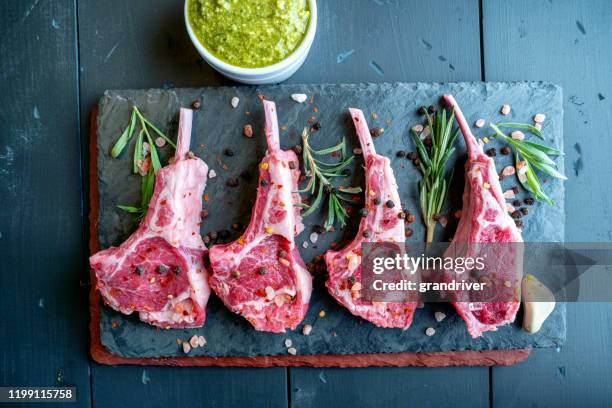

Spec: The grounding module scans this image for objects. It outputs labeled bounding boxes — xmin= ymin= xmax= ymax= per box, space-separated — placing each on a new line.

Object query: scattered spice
xmin=291 ymin=93 xmax=308 ymax=103
xmin=396 ymin=150 xmax=406 ymax=158
xmin=258 ymin=267 xmax=267 ymax=275
xmin=485 ymin=147 xmax=496 ymax=157
xmin=135 ymin=265 xmax=144 ymax=275
xmin=501 ymin=146 xmax=511 ymax=155
xmin=534 ymin=113 xmax=546 ymax=123
xmin=182 ymin=342 xmax=191 ymax=353
xmin=154 ymin=137 xmax=166 ymax=147
xmin=418 ymin=106 xmax=428 ymax=115
xmin=191 ymin=100 xmax=201 ymax=110
xmin=231 ymin=270 xmax=241 ymax=278
xmin=411 ymin=124 xmax=424 ymax=133
xmin=500 ymin=104 xmax=511 ymax=115
xmin=224 ymin=148 xmax=235 ymax=157
xmin=524 ymin=197 xmax=535 ymax=205
xmin=515 ymin=219 xmax=524 ymax=228
xmin=157 ymin=264 xmax=168 ymax=274
xmin=302 ymin=324 xmax=312 ymax=335
xmin=475 ymin=119 xmax=486 ymax=128
xmin=318 ymin=310 xmax=326 ymax=318
xmin=434 ymin=311 xmax=446 ymax=322
xmin=425 ymin=327 xmax=436 ymax=336
xmin=362 ymin=230 xmax=371 ymax=238
xmin=231 ymin=96 xmax=239 ymax=108
xmin=511 ymin=210 xmax=523 ymax=219
xmin=520 ymin=207 xmax=529 ymax=216
xmin=385 ymin=200 xmax=395 ymax=208
xmin=243 ymin=124 xmax=253 ymax=138
xmin=370 ymin=127 xmax=384 ymax=137
xmin=287 ymin=347 xmax=297 ymax=355
xmin=405 ymin=228 xmax=413 ymax=237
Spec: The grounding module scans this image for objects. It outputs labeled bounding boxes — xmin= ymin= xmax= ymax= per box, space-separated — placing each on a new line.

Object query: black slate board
xmin=95 ymin=82 xmax=565 ymax=358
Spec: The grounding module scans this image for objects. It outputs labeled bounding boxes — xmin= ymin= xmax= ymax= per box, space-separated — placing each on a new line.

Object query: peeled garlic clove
xmin=522 ymin=274 xmax=555 ymax=334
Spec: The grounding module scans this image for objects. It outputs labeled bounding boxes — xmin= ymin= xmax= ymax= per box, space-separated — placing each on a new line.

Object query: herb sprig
xmin=490 ymin=123 xmax=565 ymax=205
xmin=111 ymin=106 xmax=175 ymax=221
xmin=411 ymin=109 xmax=459 ymax=243
xmin=297 ymin=128 xmax=362 ymax=230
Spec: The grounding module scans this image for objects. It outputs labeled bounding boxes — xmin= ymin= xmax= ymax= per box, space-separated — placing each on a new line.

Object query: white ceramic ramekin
xmin=185 ymin=0 xmax=317 ymax=85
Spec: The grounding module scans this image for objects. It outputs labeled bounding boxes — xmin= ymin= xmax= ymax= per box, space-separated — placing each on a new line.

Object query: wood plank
xmin=483 ymin=1 xmax=612 ymax=406
xmin=291 ymin=367 xmax=489 ymax=408
xmin=91 ymin=365 xmax=287 ymax=408
xmin=290 ymin=1 xmax=488 ymax=407
xmin=76 ymin=1 xmax=288 ymax=407
xmin=0 ymin=0 xmax=91 ymax=407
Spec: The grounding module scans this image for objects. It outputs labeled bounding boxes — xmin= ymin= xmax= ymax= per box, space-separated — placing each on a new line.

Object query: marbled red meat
xmin=208 ymin=100 xmax=312 ymax=333
xmin=443 ymin=95 xmax=523 ymax=338
xmin=324 ymin=108 xmax=418 ymax=329
xmin=90 ymin=108 xmax=210 ymax=328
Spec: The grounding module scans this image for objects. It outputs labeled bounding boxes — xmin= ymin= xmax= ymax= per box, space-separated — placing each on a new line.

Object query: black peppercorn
xmin=418 ymin=106 xmax=428 ymax=115
xmin=173 ymin=265 xmax=182 ymax=275
xmin=258 ymin=267 xmax=267 ymax=275
xmin=373 ymin=197 xmax=381 ymax=205
xmin=347 ymin=276 xmax=356 ymax=286
xmin=288 ymin=161 xmax=297 ymax=170
xmin=428 ymin=105 xmax=437 ymax=114
xmin=385 ymin=200 xmax=395 ymax=208
xmin=486 ymin=148 xmax=497 ymax=157
xmin=520 ymin=207 xmax=529 ymax=215
xmin=313 ymin=225 xmax=325 ymax=234
xmin=135 ymin=265 xmax=144 ymax=275
xmin=278 ymin=250 xmax=287 ymax=258
xmin=201 ymin=209 xmax=209 ymax=218
xmin=524 ymin=197 xmax=535 ymax=205
xmin=260 ymin=179 xmax=268 ymax=187
xmin=224 ymin=148 xmax=234 ymax=157
xmin=407 ymin=151 xmax=417 ymax=160
xmin=156 ymin=264 xmax=168 ymax=274
xmin=512 ymin=200 xmax=521 ymax=207
xmin=511 ymin=210 xmax=522 ymax=219
xmin=515 ymin=220 xmax=524 ymax=228
xmin=363 ymin=230 xmax=371 ymax=238
xmin=501 ymin=146 xmax=511 ymax=155
xmin=396 ymin=151 xmax=406 ymax=158
xmin=398 ymin=211 xmax=405 ymax=219
xmin=512 ymin=186 xmax=520 ymax=194
xmin=359 ymin=208 xmax=369 ymax=217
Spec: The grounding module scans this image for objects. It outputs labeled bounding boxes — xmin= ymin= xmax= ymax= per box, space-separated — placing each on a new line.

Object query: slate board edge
xmin=88 ymin=105 xmax=533 ymax=367
xmin=92 ymin=82 xmax=566 ymax=363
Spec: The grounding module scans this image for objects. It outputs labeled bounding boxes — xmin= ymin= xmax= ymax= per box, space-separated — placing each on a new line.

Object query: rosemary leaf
xmin=496 ymin=122 xmax=544 ymax=140
xmin=111 ymin=109 xmax=137 ymax=158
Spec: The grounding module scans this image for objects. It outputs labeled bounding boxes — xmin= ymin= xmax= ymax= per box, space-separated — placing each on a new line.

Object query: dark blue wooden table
xmin=1 ymin=1 xmax=611 ymax=407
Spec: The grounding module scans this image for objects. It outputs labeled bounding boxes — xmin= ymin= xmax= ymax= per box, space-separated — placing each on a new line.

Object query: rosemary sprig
xmin=110 ymin=106 xmax=174 ymax=221
xmin=490 ymin=123 xmax=565 ymax=205
xmin=411 ymin=109 xmax=459 ymax=243
xmin=297 ymin=128 xmax=362 ymax=230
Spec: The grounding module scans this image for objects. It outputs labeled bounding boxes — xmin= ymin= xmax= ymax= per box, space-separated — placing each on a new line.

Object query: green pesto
xmin=188 ymin=0 xmax=310 ymax=68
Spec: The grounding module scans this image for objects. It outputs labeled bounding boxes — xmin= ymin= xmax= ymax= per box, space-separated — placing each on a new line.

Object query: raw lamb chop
xmin=208 ymin=100 xmax=312 ymax=333
xmin=324 ymin=108 xmax=418 ymax=329
xmin=443 ymin=94 xmax=523 ymax=338
xmin=91 ymin=108 xmax=210 ymax=328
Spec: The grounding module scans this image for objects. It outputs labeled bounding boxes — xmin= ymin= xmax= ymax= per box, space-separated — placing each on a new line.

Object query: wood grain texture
xmin=291 ymin=366 xmax=490 ymax=408
xmin=483 ymin=0 xmax=612 ymax=406
xmin=288 ymin=1 xmax=489 ymax=407
xmin=0 ymin=0 xmax=91 ymax=407
xmin=76 ymin=2 xmax=287 ymax=407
